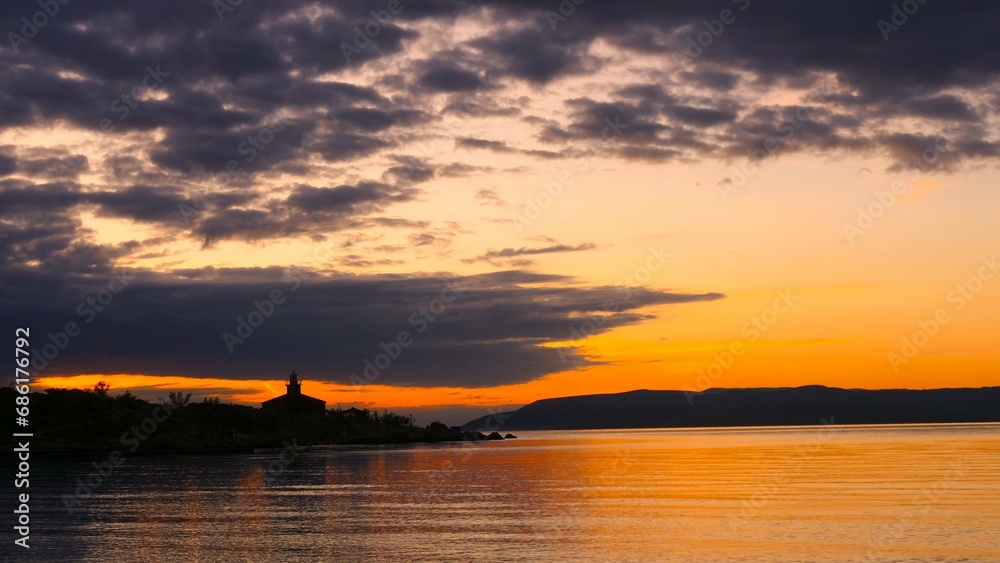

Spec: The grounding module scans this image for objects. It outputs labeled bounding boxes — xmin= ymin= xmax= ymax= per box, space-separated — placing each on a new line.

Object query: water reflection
xmin=21 ymin=423 xmax=1000 ymax=561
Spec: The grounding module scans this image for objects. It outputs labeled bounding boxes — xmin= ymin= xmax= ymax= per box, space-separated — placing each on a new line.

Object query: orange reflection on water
xmin=43 ymin=424 xmax=1000 ymax=561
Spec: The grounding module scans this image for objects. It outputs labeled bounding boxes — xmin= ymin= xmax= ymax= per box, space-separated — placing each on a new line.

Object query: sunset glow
xmin=4 ymin=0 xmax=998 ymax=426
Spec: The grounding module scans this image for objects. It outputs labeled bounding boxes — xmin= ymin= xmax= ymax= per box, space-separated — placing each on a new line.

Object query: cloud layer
xmin=6 ymin=267 xmax=722 ymax=387
xmin=2 ymin=0 xmax=996 ymax=387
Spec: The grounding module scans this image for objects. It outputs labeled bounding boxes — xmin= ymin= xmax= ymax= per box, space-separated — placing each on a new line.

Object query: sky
xmin=2 ymin=0 xmax=999 ymax=425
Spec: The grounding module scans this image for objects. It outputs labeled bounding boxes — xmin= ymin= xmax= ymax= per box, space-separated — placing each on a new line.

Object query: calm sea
xmin=15 ymin=423 xmax=1000 ymax=562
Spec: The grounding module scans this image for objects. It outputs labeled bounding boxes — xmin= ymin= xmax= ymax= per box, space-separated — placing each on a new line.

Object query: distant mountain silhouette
xmin=461 ymin=386 xmax=1000 ymax=431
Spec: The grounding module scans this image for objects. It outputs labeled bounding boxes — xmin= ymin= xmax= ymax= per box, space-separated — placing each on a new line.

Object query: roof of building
xmin=262 ymin=369 xmax=327 ymax=407
xmin=262 ymin=393 xmax=325 ymax=406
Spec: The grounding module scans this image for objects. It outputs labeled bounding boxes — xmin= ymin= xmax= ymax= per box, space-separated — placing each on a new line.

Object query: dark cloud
xmin=463 ymin=243 xmax=597 ymax=265
xmin=470 ymin=1 xmax=998 ymax=168
xmin=879 ymin=133 xmax=960 ymax=172
xmin=382 ymin=155 xmax=436 ymax=185
xmin=4 ymin=0 xmax=993 ymax=178
xmin=408 ymin=232 xmax=451 ymax=248
xmin=189 ymin=181 xmax=419 ymax=246
xmin=14 ymin=151 xmax=89 ymax=179
xmin=455 ymin=137 xmax=514 ymax=153
xmin=149 ymin=118 xmax=311 ymax=174
xmin=308 ymin=132 xmax=394 ymax=163
xmin=338 ymin=254 xmax=405 ymax=268
xmin=667 ymin=105 xmax=737 ymax=127
xmin=273 ymin=11 xmax=418 ymax=74
xmin=905 ymin=95 xmax=979 ymax=122
xmin=4 ymin=267 xmax=723 ymax=387
xmin=88 ymin=185 xmax=187 ymax=222
xmin=418 ymin=66 xmax=485 ymax=93
xmin=0 ymin=186 xmax=137 ymax=274
xmin=470 ymin=25 xmax=597 ymax=84
xmin=0 ymin=146 xmax=16 ymax=176
xmin=0 ymin=179 xmax=86 ymax=212
xmin=455 ymin=137 xmax=569 ymax=160
xmin=440 ymin=98 xmax=522 ymax=118
xmin=285 ymin=182 xmax=413 ymax=212
xmin=369 ymin=217 xmax=431 ymax=230
xmin=439 ymin=162 xmax=495 ymax=177
xmin=475 ymin=188 xmax=507 ymax=208
xmin=679 ymin=69 xmax=741 ymax=91
xmin=333 ymin=108 xmax=430 ymax=133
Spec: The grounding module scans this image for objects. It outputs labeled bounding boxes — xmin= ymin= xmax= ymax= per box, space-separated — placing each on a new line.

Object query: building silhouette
xmin=262 ymin=369 xmax=326 ymax=418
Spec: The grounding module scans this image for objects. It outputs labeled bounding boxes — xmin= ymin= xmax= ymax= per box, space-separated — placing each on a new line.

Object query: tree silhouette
xmin=94 ymin=381 xmax=111 ymax=397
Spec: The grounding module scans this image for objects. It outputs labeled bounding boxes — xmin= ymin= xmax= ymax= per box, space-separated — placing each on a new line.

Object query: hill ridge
xmin=461 ymin=386 xmax=1000 ymax=431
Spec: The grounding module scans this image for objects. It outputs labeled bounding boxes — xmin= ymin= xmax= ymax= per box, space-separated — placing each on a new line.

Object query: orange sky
xmin=7 ymin=16 xmax=1000 ymax=426
xmin=32 ymin=149 xmax=1000 ymax=422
